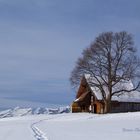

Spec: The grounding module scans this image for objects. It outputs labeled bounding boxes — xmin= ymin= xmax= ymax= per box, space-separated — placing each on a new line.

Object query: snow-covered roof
xmin=74 ymin=91 xmax=89 ymax=102
xmin=84 ymin=74 xmax=140 ymax=102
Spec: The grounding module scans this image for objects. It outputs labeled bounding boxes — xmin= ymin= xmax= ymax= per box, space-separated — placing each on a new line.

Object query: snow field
xmin=0 ymin=112 xmax=140 ymax=140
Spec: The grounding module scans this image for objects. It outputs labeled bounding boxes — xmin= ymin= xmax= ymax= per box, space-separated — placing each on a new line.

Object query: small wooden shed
xmin=71 ymin=74 xmax=140 ymax=113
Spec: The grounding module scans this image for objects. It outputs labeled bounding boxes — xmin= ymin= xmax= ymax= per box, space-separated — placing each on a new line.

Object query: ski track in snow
xmin=31 ymin=124 xmax=48 ymax=140
xmin=31 ymin=119 xmax=49 ymax=140
xmin=30 ymin=114 xmax=107 ymax=140
xmin=31 ymin=115 xmax=63 ymax=140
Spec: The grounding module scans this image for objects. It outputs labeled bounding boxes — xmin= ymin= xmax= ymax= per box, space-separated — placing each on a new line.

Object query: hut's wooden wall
xmin=110 ymin=102 xmax=140 ymax=113
xmin=71 ymin=102 xmax=81 ymax=113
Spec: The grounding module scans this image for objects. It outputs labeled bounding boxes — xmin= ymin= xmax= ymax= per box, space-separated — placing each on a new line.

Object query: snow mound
xmin=0 ymin=106 xmax=70 ymax=118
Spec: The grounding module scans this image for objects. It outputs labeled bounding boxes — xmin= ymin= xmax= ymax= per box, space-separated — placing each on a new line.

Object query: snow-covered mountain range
xmin=0 ymin=106 xmax=70 ymax=118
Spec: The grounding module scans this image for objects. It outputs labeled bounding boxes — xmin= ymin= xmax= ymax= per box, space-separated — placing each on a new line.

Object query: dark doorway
xmin=94 ymin=104 xmax=97 ymax=113
xmin=81 ymin=105 xmax=86 ymax=112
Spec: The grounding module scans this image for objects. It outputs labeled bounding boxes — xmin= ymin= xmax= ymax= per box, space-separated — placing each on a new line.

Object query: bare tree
xmin=70 ymin=31 xmax=140 ymax=113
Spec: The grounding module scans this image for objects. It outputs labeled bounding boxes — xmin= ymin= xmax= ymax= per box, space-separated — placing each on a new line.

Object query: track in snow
xmin=31 ymin=115 xmax=62 ymax=140
xmin=30 ymin=114 xmax=93 ymax=140
xmin=31 ymin=124 xmax=48 ymax=140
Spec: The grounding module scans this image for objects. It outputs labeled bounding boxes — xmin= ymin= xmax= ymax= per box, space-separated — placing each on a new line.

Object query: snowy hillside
xmin=0 ymin=112 xmax=140 ymax=140
xmin=0 ymin=106 xmax=70 ymax=118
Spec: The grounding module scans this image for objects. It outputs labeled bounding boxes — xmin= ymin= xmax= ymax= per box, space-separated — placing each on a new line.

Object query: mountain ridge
xmin=0 ymin=106 xmax=70 ymax=118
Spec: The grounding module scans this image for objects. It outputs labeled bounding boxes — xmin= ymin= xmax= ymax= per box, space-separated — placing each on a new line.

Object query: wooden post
xmin=91 ymin=96 xmax=94 ymax=113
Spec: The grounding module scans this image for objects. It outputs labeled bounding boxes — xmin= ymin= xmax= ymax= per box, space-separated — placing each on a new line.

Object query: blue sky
xmin=0 ymin=0 xmax=140 ymax=108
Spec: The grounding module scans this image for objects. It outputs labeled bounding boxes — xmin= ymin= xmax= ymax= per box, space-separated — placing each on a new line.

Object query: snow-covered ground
xmin=0 ymin=111 xmax=140 ymax=140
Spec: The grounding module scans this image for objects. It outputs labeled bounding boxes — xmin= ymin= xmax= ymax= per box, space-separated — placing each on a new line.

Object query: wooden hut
xmin=71 ymin=74 xmax=140 ymax=113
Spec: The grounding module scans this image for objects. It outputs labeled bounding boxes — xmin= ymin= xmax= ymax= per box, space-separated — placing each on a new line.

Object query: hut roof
xmin=75 ymin=91 xmax=89 ymax=102
xmin=84 ymin=74 xmax=140 ymax=102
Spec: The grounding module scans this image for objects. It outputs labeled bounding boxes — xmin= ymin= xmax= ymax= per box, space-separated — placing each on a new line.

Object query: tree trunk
xmin=104 ymin=97 xmax=111 ymax=113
